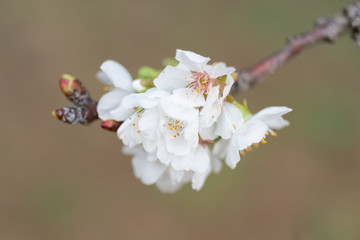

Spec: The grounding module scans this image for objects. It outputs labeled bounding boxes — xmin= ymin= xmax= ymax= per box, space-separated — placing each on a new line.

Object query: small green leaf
xmin=162 ymin=58 xmax=179 ymax=67
xmin=137 ymin=66 xmax=160 ymax=79
xmin=232 ymin=100 xmax=252 ymax=120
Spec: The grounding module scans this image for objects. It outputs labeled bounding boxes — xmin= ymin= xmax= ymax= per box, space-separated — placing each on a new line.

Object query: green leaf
xmin=137 ymin=66 xmax=160 ymax=79
xmin=162 ymin=58 xmax=179 ymax=67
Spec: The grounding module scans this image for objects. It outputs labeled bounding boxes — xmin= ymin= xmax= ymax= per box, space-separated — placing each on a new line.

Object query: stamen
xmin=271 ymin=132 xmax=277 ymax=137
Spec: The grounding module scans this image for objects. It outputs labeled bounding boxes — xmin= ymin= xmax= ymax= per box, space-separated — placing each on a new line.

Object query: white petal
xmin=109 ymin=105 xmax=136 ymax=122
xmin=199 ymin=86 xmax=221 ymax=128
xmin=203 ymin=62 xmax=235 ymax=79
xmin=155 ymin=174 xmax=184 ymax=193
xmin=199 ymin=125 xmax=217 ymax=141
xmin=131 ymin=154 xmax=166 ymax=185
xmin=156 ymin=138 xmax=172 ymax=165
xmin=221 ymin=74 xmax=235 ymax=100
xmin=175 ymin=49 xmax=210 ymax=72
xmin=153 ymin=65 xmax=190 ymax=92
xmin=168 ymin=168 xmax=185 ymax=184
xmin=183 ymin=119 xmax=199 ymax=145
xmin=96 ymin=71 xmax=112 ymax=85
xmin=213 ymin=139 xmax=229 ymax=159
xmin=172 ymin=88 xmax=206 ymax=107
xmin=211 ymin=155 xmax=223 ymax=174
xmin=100 ymin=60 xmax=133 ymax=92
xmin=117 ymin=115 xmax=143 ymax=148
xmin=165 ymin=136 xmax=193 ymax=156
xmin=192 ymin=170 xmax=210 ymax=191
xmin=138 ymin=108 xmax=160 ymax=140
xmin=215 ymin=102 xmax=243 ymax=139
xmin=138 ymin=89 xmax=170 ymax=109
xmin=225 ymin=144 xmax=240 ymax=169
xmin=161 ymin=96 xmax=199 ymax=123
xmin=232 ymin=119 xmax=268 ymax=150
xmin=97 ymin=89 xmax=129 ymax=121
xmin=171 ymin=145 xmax=210 ymax=173
xmin=253 ymin=106 xmax=292 ymax=130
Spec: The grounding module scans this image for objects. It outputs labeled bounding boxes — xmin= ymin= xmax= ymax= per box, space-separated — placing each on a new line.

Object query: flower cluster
xmin=96 ymin=50 xmax=292 ymax=193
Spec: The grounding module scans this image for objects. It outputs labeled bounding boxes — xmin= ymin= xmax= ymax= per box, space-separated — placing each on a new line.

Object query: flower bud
xmin=101 ymin=120 xmax=122 ymax=132
xmin=59 ymin=74 xmax=91 ymax=106
xmin=132 ymin=79 xmax=147 ymax=92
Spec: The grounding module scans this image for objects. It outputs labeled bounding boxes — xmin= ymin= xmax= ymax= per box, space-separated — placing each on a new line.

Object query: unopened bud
xmin=52 ymin=109 xmax=64 ymax=120
xmin=59 ymin=74 xmax=76 ymax=94
xmin=101 ymin=120 xmax=122 ymax=132
xmin=132 ymin=79 xmax=147 ymax=92
xmin=52 ymin=102 xmax=98 ymax=125
xmin=59 ymin=74 xmax=92 ymax=106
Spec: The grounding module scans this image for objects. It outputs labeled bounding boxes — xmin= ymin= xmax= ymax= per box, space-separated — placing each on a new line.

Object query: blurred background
xmin=1 ymin=0 xmax=360 ymax=239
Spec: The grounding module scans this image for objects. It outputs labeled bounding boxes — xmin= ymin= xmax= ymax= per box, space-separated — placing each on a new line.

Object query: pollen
xmin=174 ymin=135 xmax=177 ymax=138
xmin=137 ymin=115 xmax=140 ymax=118
xmin=271 ymin=132 xmax=277 ymax=137
xmin=129 ymin=117 xmax=132 ymax=120
xmin=133 ymin=123 xmax=135 ymax=126
xmin=261 ymin=140 xmax=267 ymax=144
xmin=137 ymin=130 xmax=140 ymax=133
xmin=212 ymin=115 xmax=215 ymax=119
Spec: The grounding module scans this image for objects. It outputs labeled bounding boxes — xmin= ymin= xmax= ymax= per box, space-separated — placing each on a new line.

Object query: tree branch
xmin=231 ymin=1 xmax=360 ymax=93
xmin=52 ymin=1 xmax=360 ymax=130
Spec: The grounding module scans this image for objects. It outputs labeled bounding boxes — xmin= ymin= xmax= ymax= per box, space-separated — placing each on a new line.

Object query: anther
xmin=271 ymin=132 xmax=277 ymax=137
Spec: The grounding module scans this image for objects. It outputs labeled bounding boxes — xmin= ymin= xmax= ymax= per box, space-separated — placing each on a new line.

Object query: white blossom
xmin=124 ymin=145 xmax=222 ymax=193
xmin=96 ymin=60 xmax=135 ymax=121
xmin=95 ymin=51 xmax=293 ymax=193
xmin=154 ymin=50 xmax=235 ymax=128
xmin=214 ymin=106 xmax=292 ymax=169
xmin=117 ymin=89 xmax=170 ymax=148
xmin=231 ymin=106 xmax=292 ymax=150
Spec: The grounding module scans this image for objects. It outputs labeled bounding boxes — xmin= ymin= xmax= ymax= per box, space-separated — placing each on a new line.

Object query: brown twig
xmin=231 ymin=1 xmax=360 ymax=93
xmin=52 ymin=74 xmax=99 ymax=125
xmin=52 ymin=1 xmax=360 ymax=130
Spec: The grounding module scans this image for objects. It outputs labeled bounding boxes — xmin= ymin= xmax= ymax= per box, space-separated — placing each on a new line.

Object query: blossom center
xmin=162 ymin=115 xmax=184 ymax=139
xmin=128 ymin=108 xmax=144 ymax=134
xmin=187 ymin=71 xmax=213 ymax=94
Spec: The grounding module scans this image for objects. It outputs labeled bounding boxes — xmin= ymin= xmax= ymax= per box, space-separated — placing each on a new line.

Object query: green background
xmin=1 ymin=0 xmax=359 ymax=239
